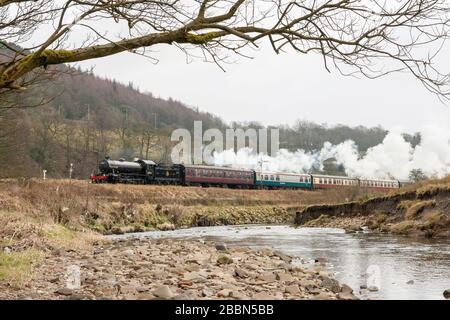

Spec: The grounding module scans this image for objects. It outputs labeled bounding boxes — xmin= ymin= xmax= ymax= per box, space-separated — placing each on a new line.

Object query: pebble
xmin=217 ymin=255 xmax=233 ymax=265
xmin=55 ymin=288 xmax=74 ymax=296
xmin=152 ymin=285 xmax=174 ymax=299
xmin=215 ymin=243 xmax=227 ymax=251
xmin=285 ymin=285 xmax=300 ymax=294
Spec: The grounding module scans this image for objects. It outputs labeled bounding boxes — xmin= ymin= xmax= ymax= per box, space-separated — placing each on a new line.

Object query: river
xmin=111 ymin=225 xmax=450 ymax=300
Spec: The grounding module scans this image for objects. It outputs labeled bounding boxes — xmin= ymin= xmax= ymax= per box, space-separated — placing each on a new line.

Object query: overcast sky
xmin=77 ymin=42 xmax=450 ymax=134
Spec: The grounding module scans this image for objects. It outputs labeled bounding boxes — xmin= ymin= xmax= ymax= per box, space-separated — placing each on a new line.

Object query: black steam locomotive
xmin=91 ymin=157 xmax=184 ymax=185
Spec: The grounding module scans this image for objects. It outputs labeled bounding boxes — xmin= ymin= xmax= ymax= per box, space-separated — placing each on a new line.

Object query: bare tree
xmin=0 ymin=0 xmax=449 ymax=98
xmin=137 ymin=123 xmax=159 ymax=159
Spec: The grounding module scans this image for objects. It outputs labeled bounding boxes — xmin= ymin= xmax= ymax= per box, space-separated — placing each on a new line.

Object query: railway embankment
xmin=0 ymin=178 xmax=367 ymax=236
xmin=294 ymin=181 xmax=450 ymax=238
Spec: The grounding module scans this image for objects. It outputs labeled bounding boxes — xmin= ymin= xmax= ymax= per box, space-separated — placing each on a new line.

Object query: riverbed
xmin=111 ymin=225 xmax=450 ymax=300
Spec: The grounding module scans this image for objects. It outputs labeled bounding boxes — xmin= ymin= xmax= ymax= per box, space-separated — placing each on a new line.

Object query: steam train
xmin=90 ymin=157 xmax=408 ymax=191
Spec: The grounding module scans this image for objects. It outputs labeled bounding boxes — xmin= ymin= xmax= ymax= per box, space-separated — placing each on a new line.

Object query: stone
xmin=306 ymin=287 xmax=321 ymax=294
xmin=443 ymin=289 xmax=450 ymax=299
xmin=340 ymin=284 xmax=353 ymax=294
xmin=285 ymin=285 xmax=300 ymax=294
xmin=234 ymin=268 xmax=248 ymax=278
xmin=274 ymin=251 xmax=292 ymax=263
xmin=230 ymin=291 xmax=248 ymax=300
xmin=276 ymin=272 xmax=294 ymax=282
xmin=259 ymin=272 xmax=276 ymax=283
xmin=252 ymin=292 xmax=273 ymax=300
xmin=122 ymin=249 xmax=134 ymax=258
xmin=360 ymin=284 xmax=367 ymax=289
xmin=217 ymin=255 xmax=233 ymax=265
xmin=217 ymin=289 xmax=232 ymax=297
xmin=202 ymin=288 xmax=214 ymax=297
xmin=215 ymin=243 xmax=228 ymax=251
xmin=152 ymin=285 xmax=174 ymax=299
xmin=406 ymin=280 xmax=414 ymax=285
xmin=120 ymin=285 xmax=137 ymax=294
xmin=368 ymin=286 xmax=379 ymax=292
xmin=312 ymin=292 xmax=333 ymax=300
xmin=299 ymin=279 xmax=316 ymax=291
xmin=320 ymin=276 xmax=341 ymax=293
xmin=136 ymin=293 xmax=155 ymax=300
xmin=55 ymin=288 xmax=74 ymax=296
xmin=183 ymin=271 xmax=205 ymax=281
xmin=136 ymin=286 xmax=149 ymax=293
xmin=338 ymin=292 xmax=357 ymax=300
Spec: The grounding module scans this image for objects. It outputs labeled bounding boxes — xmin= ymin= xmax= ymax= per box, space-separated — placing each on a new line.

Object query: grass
xmin=0 ymin=178 xmax=380 ymax=235
xmin=39 ymin=224 xmax=97 ymax=251
xmin=0 ymin=249 xmax=43 ymax=288
xmin=422 ymin=211 xmax=448 ymax=230
xmin=404 ymin=200 xmax=436 ymax=219
xmin=390 ymin=220 xmax=416 ymax=235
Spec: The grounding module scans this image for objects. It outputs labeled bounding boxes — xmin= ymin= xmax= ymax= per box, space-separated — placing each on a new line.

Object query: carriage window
xmin=264 ymin=175 xmax=268 ymax=180
xmin=270 ymin=175 xmax=274 ymax=180
xmin=276 ymin=175 xmax=280 ymax=181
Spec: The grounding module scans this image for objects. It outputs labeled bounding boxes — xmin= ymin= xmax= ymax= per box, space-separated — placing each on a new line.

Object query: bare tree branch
xmin=0 ymin=0 xmax=449 ymax=98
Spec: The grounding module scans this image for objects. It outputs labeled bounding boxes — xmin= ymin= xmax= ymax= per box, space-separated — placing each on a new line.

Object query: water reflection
xmin=111 ymin=225 xmax=450 ymax=300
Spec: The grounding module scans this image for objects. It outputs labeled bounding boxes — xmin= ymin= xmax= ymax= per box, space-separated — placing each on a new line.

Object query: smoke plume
xmin=208 ymin=125 xmax=450 ymax=180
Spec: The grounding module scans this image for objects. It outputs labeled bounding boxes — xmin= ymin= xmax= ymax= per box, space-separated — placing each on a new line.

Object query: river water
xmin=111 ymin=225 xmax=450 ymax=300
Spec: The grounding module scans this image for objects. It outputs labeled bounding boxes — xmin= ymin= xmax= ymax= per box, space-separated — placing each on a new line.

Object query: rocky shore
xmin=0 ymin=238 xmax=356 ymax=300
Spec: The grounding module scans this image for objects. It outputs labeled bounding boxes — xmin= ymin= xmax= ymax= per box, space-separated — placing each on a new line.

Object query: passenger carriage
xmin=359 ymin=178 xmax=400 ymax=190
xmin=255 ymin=171 xmax=312 ymax=189
xmin=184 ymin=165 xmax=254 ymax=188
xmin=312 ymin=174 xmax=359 ymax=189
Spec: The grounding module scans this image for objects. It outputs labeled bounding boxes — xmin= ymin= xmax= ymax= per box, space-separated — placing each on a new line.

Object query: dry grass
xmin=417 ymin=183 xmax=450 ymax=198
xmin=0 ymin=178 xmax=386 ymax=234
xmin=390 ymin=220 xmax=416 ymax=235
xmin=0 ymin=249 xmax=43 ymax=288
xmin=404 ymin=200 xmax=436 ymax=219
xmin=422 ymin=211 xmax=449 ymax=230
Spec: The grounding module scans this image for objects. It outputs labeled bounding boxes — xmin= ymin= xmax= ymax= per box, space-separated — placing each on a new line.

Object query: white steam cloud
xmin=208 ymin=125 xmax=450 ymax=180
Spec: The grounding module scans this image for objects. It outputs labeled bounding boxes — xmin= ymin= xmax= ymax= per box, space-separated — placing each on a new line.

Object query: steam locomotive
xmin=90 ymin=157 xmax=408 ymax=190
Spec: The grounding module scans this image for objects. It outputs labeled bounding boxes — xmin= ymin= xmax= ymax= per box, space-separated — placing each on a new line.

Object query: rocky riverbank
xmin=0 ymin=237 xmax=356 ymax=300
xmin=294 ymin=183 xmax=450 ymax=238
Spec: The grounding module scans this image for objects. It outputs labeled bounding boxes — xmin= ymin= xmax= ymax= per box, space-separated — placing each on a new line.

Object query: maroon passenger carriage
xmin=184 ymin=165 xmax=254 ymax=188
